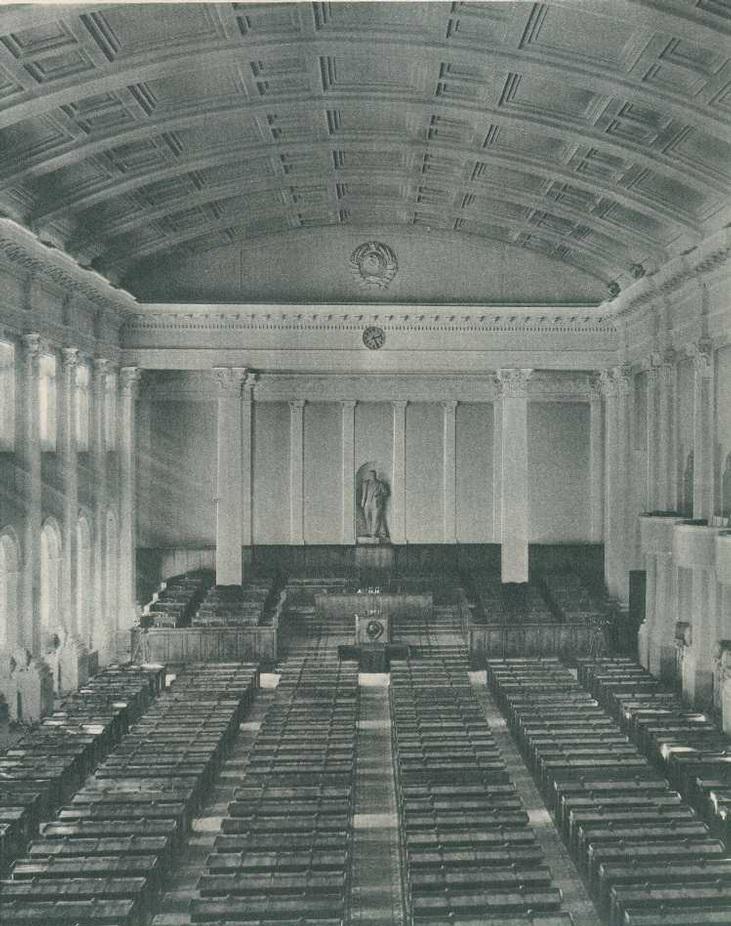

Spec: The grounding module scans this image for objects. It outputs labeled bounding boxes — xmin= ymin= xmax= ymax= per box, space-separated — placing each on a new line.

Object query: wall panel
xmin=456 ymin=403 xmax=494 ymax=542
xmin=528 ymin=402 xmax=590 ymax=543
xmin=252 ymin=401 xmax=290 ymax=543
xmin=717 ymin=345 xmax=731 ymax=518
xmin=304 ymin=403 xmax=342 ymax=543
xmin=405 ymin=403 xmax=443 ymax=542
xmin=140 ymin=400 xmax=216 ymax=546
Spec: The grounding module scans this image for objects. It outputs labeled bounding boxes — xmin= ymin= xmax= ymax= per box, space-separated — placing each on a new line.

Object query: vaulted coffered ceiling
xmin=0 ymin=1 xmax=729 ymax=300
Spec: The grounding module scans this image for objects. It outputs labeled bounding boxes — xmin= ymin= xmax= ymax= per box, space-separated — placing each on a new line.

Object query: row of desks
xmin=391 ymin=651 xmax=573 ymax=926
xmin=0 ymin=664 xmax=165 ymax=874
xmin=192 ymin=651 xmax=359 ymax=926
xmin=576 ymin=657 xmax=731 ymax=846
xmin=0 ymin=662 xmax=259 ymax=926
xmin=487 ymin=657 xmax=731 ymax=926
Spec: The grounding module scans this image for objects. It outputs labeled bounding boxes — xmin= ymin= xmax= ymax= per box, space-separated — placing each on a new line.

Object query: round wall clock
xmin=362 ymin=326 xmax=386 ymax=350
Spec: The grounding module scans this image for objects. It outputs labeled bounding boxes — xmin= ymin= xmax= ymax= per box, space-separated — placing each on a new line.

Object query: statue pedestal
xmin=355 ymin=542 xmax=394 ymax=573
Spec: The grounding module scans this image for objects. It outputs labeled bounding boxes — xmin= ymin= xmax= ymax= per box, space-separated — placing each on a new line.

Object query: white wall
xmin=456 ymin=403 xmax=494 ymax=542
xmin=528 ymin=403 xmax=591 ymax=543
xmin=252 ymin=402 xmax=291 ymax=544
xmin=138 ymin=394 xmax=595 ymax=547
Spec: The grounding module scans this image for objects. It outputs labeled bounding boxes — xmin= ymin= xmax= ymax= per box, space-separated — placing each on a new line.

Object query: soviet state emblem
xmin=350 ymin=241 xmax=398 ymax=289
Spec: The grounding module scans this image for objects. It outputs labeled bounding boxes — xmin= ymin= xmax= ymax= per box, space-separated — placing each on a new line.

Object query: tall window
xmin=76 ymin=363 xmax=91 ymax=450
xmin=0 ymin=341 xmax=14 ymax=452
xmin=40 ymin=519 xmax=62 ymax=646
xmin=105 ymin=370 xmax=117 ymax=450
xmin=39 ymin=353 xmax=57 ymax=451
xmin=76 ymin=514 xmax=92 ymax=647
xmin=0 ymin=530 xmax=20 ymax=650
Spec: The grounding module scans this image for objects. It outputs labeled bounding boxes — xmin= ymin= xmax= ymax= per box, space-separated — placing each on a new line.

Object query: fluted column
xmin=657 ymin=350 xmax=677 ymax=510
xmin=289 ymin=399 xmax=305 ymax=545
xmin=91 ymin=358 xmax=109 ymax=653
xmin=616 ymin=363 xmax=633 ymax=600
xmin=118 ymin=367 xmax=141 ymax=626
xmin=19 ymin=333 xmax=42 ymax=653
xmin=59 ymin=347 xmax=79 ymax=638
xmin=645 ymin=358 xmax=659 ymax=511
xmin=241 ymin=372 xmax=256 ymax=551
xmin=588 ymin=377 xmax=604 ymax=543
xmin=341 ymin=401 xmax=356 ymax=544
xmin=391 ymin=400 xmax=407 ymax=544
xmin=492 ymin=397 xmax=503 ymax=543
xmin=692 ymin=339 xmax=714 ymax=521
xmin=442 ymin=400 xmax=457 ymax=543
xmin=214 ymin=368 xmax=246 ymax=584
xmin=496 ymin=369 xmax=532 ymax=584
xmin=600 ymin=369 xmax=620 ymax=598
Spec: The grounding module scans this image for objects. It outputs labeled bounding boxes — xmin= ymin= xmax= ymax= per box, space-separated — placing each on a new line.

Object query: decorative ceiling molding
xmin=0 ymin=218 xmax=136 ymax=321
xmin=122 ymin=303 xmax=618 ymax=337
xmin=609 ymin=225 xmax=731 ymax=319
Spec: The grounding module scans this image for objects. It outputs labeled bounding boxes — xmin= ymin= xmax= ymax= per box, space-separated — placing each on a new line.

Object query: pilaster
xmin=691 ymin=339 xmax=714 ymax=521
xmin=289 ymin=399 xmax=305 ymax=545
xmin=442 ymin=400 xmax=457 ymax=544
xmin=241 ymin=371 xmax=256 ymax=551
xmin=391 ymin=400 xmax=407 ymax=544
xmin=588 ymin=376 xmax=604 ymax=543
xmin=118 ymin=366 xmax=141 ymax=626
xmin=213 ymin=367 xmax=246 ymax=583
xmin=341 ymin=401 xmax=356 ymax=545
xmin=496 ymin=369 xmax=532 ymax=584
xmin=59 ymin=347 xmax=79 ymax=638
xmin=91 ymin=357 xmax=110 ymax=654
xmin=19 ymin=333 xmax=42 ymax=654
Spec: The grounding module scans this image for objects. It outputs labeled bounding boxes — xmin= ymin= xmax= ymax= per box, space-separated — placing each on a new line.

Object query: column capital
xmin=289 ymin=398 xmax=306 ymax=410
xmin=119 ymin=366 xmax=141 ymax=396
xmin=340 ymin=399 xmax=357 ymax=410
xmin=20 ymin=331 xmax=42 ymax=359
xmin=495 ymin=368 xmax=532 ymax=398
xmin=243 ymin=370 xmax=258 ymax=393
xmin=598 ymin=368 xmax=617 ymax=397
xmin=60 ymin=346 xmax=80 ymax=371
xmin=588 ymin=373 xmax=604 ymax=400
xmin=92 ymin=357 xmax=112 ymax=380
xmin=212 ymin=366 xmax=247 ymax=394
xmin=442 ymin=399 xmax=458 ymax=411
xmin=612 ymin=363 xmax=633 ymax=396
xmin=392 ymin=399 xmax=408 ymax=410
xmin=691 ymin=338 xmax=713 ymax=378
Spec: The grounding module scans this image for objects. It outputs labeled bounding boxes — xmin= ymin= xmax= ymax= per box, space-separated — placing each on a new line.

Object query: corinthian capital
xmin=495 ymin=368 xmax=532 ymax=398
xmin=613 ymin=363 xmax=633 ymax=396
xmin=598 ymin=368 xmax=617 ymax=397
xmin=213 ymin=366 xmax=247 ymax=395
xmin=21 ymin=332 xmax=42 ymax=358
xmin=691 ymin=338 xmax=713 ymax=378
xmin=60 ymin=347 xmax=80 ymax=372
xmin=119 ymin=366 xmax=141 ymax=396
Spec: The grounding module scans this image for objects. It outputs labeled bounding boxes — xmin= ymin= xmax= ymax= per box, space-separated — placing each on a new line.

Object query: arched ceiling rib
xmin=0 ymin=0 xmax=728 ymax=295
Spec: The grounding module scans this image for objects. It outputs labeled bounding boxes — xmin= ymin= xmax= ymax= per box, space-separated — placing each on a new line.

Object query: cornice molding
xmin=122 ymin=304 xmax=616 ymax=338
xmin=610 ymin=227 xmax=731 ymax=322
xmin=0 ymin=219 xmax=136 ymax=324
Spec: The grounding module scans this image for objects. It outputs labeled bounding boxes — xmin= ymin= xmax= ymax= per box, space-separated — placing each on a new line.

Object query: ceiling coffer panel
xmin=0 ymin=0 xmax=726 ymax=295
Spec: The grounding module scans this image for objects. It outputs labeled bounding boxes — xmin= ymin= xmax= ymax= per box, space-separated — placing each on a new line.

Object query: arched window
xmin=0 ymin=529 xmax=20 ymax=650
xmin=105 ymin=510 xmax=118 ymax=630
xmin=40 ymin=518 xmax=62 ymax=646
xmin=75 ymin=514 xmax=92 ymax=647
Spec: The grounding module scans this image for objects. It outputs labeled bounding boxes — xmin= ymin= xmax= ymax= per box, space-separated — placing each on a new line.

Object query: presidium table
xmin=321 ymin=584 xmax=432 ymax=671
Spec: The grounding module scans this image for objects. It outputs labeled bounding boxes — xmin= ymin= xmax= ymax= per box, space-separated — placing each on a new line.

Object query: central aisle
xmin=350 ymin=683 xmax=406 ymax=925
